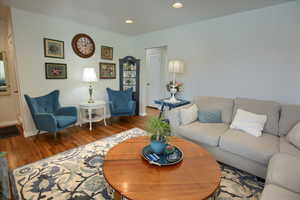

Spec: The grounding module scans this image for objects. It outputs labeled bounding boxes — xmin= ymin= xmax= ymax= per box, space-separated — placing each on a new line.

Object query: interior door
xmin=146 ymin=48 xmax=163 ymax=108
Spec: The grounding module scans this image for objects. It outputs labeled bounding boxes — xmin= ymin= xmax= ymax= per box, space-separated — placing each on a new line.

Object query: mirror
xmin=0 ymin=51 xmax=10 ymax=95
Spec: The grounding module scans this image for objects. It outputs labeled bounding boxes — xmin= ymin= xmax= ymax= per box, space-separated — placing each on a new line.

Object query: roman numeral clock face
xmin=72 ymin=34 xmax=95 ymax=58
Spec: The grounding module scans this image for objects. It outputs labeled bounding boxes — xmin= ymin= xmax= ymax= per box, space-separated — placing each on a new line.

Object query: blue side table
xmin=154 ymin=99 xmax=191 ymax=119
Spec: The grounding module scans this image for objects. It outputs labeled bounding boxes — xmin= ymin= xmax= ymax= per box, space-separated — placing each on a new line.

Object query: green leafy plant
xmin=146 ymin=117 xmax=171 ymax=142
xmin=0 ymin=152 xmax=7 ymax=158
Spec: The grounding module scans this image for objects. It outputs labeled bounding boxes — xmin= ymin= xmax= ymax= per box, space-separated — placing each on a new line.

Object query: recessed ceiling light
xmin=172 ymin=2 xmax=184 ymax=8
xmin=125 ymin=19 xmax=134 ymax=24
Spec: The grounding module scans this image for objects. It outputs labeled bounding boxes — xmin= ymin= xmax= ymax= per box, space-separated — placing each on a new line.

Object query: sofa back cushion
xmin=279 ymin=104 xmax=300 ymax=136
xmin=233 ymin=98 xmax=280 ymax=136
xmin=193 ymin=96 xmax=234 ymax=124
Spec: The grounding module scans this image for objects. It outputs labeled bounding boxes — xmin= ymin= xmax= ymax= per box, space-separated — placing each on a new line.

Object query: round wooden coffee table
xmin=103 ymin=136 xmax=221 ymax=200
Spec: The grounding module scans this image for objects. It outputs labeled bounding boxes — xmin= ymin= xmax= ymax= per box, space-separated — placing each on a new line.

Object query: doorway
xmin=145 ymin=46 xmax=167 ymax=108
xmin=0 ymin=10 xmax=22 ymax=136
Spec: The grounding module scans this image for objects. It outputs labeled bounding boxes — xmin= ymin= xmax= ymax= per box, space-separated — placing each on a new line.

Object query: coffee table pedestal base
xmin=113 ymin=188 xmax=220 ymax=200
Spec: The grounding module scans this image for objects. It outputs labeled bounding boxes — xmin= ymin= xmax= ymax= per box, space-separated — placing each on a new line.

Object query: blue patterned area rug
xmin=11 ymin=128 xmax=264 ymax=200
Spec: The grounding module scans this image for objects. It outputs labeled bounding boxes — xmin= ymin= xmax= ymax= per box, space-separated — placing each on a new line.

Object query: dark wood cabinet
xmin=119 ymin=56 xmax=140 ymax=115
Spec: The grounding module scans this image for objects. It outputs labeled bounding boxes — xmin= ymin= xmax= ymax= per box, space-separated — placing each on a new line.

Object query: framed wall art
xmin=99 ymin=62 xmax=116 ymax=79
xmin=44 ymin=38 xmax=64 ymax=59
xmin=45 ymin=63 xmax=67 ymax=79
xmin=101 ymin=46 xmax=113 ymax=60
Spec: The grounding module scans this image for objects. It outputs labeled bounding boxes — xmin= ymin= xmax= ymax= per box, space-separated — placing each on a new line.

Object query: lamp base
xmin=88 ymin=83 xmax=94 ymax=104
xmin=165 ymin=96 xmax=181 ymax=104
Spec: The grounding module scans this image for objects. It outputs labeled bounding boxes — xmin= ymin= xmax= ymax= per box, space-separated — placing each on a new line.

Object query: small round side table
xmin=79 ymin=100 xmax=107 ymax=131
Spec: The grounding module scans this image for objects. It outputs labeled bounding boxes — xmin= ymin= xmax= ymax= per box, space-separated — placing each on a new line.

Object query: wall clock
xmin=72 ymin=33 xmax=95 ymax=58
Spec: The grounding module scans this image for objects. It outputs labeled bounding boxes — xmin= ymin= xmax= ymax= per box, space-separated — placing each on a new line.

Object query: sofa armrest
xmin=35 ymin=113 xmax=57 ymax=132
xmin=266 ymin=153 xmax=300 ymax=194
xmin=55 ymin=106 xmax=77 ymax=116
xmin=165 ymin=104 xmax=193 ymax=135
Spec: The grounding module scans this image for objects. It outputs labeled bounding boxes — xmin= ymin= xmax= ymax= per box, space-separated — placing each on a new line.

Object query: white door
xmin=146 ymin=48 xmax=164 ymax=108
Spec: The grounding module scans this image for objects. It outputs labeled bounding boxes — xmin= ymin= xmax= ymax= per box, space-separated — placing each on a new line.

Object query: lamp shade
xmin=82 ymin=68 xmax=98 ymax=82
xmin=168 ymin=60 xmax=184 ymax=73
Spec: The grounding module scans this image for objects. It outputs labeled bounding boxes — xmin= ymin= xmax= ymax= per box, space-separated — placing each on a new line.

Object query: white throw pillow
xmin=287 ymin=121 xmax=300 ymax=150
xmin=230 ymin=109 xmax=267 ymax=137
xmin=180 ymin=104 xmax=198 ymax=125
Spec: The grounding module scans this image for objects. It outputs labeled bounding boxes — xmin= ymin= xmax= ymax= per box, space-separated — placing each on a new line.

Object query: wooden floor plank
xmin=0 ymin=108 xmax=159 ymax=169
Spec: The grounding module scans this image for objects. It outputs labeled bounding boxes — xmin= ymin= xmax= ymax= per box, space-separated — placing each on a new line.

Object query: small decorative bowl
xmin=164 ymin=144 xmax=175 ymax=155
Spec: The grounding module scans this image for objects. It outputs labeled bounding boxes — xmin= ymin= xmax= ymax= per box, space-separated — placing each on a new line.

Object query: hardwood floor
xmin=0 ymin=108 xmax=159 ymax=169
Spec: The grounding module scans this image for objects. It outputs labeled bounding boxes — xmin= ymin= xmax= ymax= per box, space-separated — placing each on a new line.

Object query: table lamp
xmin=82 ymin=67 xmax=98 ymax=103
xmin=167 ymin=59 xmax=184 ymax=103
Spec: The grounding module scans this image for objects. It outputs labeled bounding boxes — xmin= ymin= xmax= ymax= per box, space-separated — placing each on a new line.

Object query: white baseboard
xmin=0 ymin=120 xmax=18 ymax=127
xmin=139 ymin=112 xmax=147 ymax=116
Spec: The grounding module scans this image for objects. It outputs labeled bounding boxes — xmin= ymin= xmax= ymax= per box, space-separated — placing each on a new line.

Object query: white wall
xmin=10 ymin=1 xmax=300 ymax=135
xmin=11 ymin=8 xmax=131 ymax=136
xmin=131 ymin=1 xmax=300 ymax=115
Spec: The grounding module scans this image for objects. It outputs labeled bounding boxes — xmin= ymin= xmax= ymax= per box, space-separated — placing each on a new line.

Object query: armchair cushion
xmin=55 ymin=116 xmax=77 ymax=128
xmin=35 ymin=113 xmax=57 ymax=132
xmin=55 ymin=106 xmax=77 ymax=116
xmin=111 ymin=101 xmax=135 ymax=113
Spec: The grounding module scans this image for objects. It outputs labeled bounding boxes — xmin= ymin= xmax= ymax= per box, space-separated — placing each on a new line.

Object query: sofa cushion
xmin=279 ymin=137 xmax=300 ymax=158
xmin=279 ymin=104 xmax=300 ymax=136
xmin=287 ymin=121 xmax=300 ymax=150
xmin=176 ymin=122 xmax=229 ymax=147
xmin=198 ymin=110 xmax=222 ymax=123
xmin=180 ymin=104 xmax=198 ymax=125
xmin=230 ymin=109 xmax=267 ymax=137
xmin=193 ymin=96 xmax=234 ymax=124
xmin=261 ymin=184 xmax=300 ymax=200
xmin=266 ymin=153 xmax=300 ymax=194
xmin=219 ymin=129 xmax=279 ymax=165
xmin=233 ymin=98 xmax=280 ymax=136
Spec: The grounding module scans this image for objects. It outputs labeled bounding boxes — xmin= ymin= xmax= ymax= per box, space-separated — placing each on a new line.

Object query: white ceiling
xmin=0 ymin=0 xmax=292 ymax=36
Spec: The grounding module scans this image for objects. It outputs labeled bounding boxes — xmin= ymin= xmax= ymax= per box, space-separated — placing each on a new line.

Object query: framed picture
xmin=45 ymin=63 xmax=67 ymax=79
xmin=99 ymin=62 xmax=116 ymax=79
xmin=101 ymin=45 xmax=113 ymax=60
xmin=44 ymin=38 xmax=64 ymax=59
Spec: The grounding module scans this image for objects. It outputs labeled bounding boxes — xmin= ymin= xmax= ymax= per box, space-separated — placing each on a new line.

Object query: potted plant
xmin=146 ymin=117 xmax=171 ymax=154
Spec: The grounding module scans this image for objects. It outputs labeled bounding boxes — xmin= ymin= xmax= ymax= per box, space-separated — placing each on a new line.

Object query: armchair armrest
xmin=55 ymin=106 xmax=77 ymax=116
xmin=266 ymin=153 xmax=300 ymax=194
xmin=165 ymin=104 xmax=193 ymax=135
xmin=108 ymin=101 xmax=115 ymax=111
xmin=35 ymin=113 xmax=57 ymax=132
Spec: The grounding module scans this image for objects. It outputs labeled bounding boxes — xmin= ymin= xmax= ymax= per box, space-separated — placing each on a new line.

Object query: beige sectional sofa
xmin=166 ymin=96 xmax=300 ymax=200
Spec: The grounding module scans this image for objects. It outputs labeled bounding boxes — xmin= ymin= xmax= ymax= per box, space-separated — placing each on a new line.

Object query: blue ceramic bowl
xmin=150 ymin=140 xmax=166 ymax=154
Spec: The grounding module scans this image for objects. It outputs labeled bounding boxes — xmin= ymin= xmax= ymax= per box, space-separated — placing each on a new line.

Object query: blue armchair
xmin=106 ymin=88 xmax=136 ymax=117
xmin=24 ymin=90 xmax=77 ymax=139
